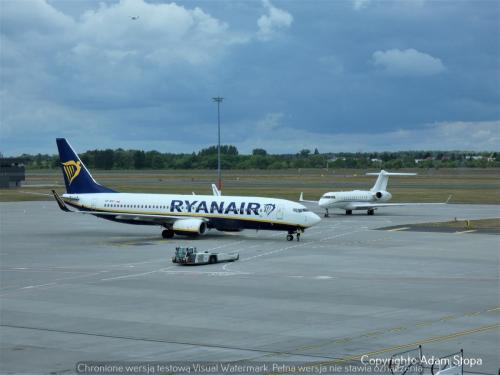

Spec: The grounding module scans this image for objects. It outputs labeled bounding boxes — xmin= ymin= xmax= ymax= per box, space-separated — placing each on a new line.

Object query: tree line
xmin=15 ymin=146 xmax=499 ymax=170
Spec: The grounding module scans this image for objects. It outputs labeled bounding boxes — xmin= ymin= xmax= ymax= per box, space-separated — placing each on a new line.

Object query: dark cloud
xmin=1 ymin=0 xmax=498 ymax=155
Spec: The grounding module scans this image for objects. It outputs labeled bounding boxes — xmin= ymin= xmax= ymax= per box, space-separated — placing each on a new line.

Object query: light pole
xmin=212 ymin=96 xmax=224 ymax=190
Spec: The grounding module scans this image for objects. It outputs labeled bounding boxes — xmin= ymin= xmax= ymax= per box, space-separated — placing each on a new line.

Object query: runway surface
xmin=1 ymin=202 xmax=499 ymax=374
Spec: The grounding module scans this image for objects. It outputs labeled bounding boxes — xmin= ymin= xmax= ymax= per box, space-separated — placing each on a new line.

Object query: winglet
xmin=299 ymin=192 xmax=304 ymax=202
xmin=212 ymin=183 xmax=221 ymax=196
xmin=52 ymin=190 xmax=71 ymax=212
xmin=446 ymin=194 xmax=453 ymax=204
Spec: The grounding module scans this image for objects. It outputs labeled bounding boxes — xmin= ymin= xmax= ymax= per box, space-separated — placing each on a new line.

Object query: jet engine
xmin=173 ymin=218 xmax=207 ymax=236
xmin=373 ymin=191 xmax=392 ymax=201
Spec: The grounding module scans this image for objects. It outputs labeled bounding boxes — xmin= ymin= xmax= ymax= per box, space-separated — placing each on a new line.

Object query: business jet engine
xmin=373 ymin=191 xmax=392 ymax=201
xmin=173 ymin=218 xmax=207 ymax=236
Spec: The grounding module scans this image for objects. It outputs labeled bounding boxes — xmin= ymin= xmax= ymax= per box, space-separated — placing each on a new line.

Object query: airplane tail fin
xmin=367 ymin=170 xmax=417 ymax=192
xmin=56 ymin=138 xmax=115 ymax=194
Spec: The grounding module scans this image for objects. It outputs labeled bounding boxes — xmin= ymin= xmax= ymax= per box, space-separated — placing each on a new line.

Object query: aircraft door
xmin=276 ymin=205 xmax=284 ymax=220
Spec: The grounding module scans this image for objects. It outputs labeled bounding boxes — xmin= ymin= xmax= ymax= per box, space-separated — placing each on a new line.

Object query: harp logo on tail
xmin=62 ymin=160 xmax=81 ymax=184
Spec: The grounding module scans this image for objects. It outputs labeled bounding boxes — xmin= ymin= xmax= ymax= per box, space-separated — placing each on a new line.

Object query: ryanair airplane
xmin=53 ymin=139 xmax=321 ymax=241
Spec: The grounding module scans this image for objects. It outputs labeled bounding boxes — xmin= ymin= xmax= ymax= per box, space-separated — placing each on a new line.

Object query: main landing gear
xmin=367 ymin=209 xmax=375 ymax=215
xmin=162 ymin=229 xmax=175 ymax=239
xmin=345 ymin=210 xmax=353 ymax=215
xmin=286 ymin=229 xmax=302 ymax=242
xmin=324 ymin=208 xmax=329 ymax=218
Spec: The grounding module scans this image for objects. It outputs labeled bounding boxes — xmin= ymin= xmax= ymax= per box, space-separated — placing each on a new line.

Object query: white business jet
xmin=300 ymin=170 xmax=450 ymax=217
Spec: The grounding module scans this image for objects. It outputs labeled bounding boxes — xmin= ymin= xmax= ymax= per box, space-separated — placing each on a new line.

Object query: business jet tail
xmin=56 ymin=138 xmax=115 ymax=194
xmin=367 ymin=170 xmax=417 ymax=192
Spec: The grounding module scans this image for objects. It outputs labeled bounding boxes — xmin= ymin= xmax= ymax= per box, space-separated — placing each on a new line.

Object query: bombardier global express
xmin=300 ymin=170 xmax=450 ymax=217
xmin=53 ymin=139 xmax=321 ymax=241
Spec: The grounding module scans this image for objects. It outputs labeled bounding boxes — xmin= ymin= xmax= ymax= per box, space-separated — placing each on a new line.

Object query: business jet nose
xmin=308 ymin=212 xmax=321 ymax=226
xmin=318 ymin=199 xmax=328 ymax=208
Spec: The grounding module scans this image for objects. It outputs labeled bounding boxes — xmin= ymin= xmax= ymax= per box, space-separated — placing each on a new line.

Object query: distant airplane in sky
xmin=300 ymin=170 xmax=450 ymax=216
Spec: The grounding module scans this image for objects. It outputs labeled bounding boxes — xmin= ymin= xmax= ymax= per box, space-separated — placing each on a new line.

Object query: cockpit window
xmin=323 ymin=195 xmax=335 ymax=199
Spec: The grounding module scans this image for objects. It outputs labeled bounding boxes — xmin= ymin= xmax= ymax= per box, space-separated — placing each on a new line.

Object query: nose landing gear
xmin=324 ymin=208 xmax=329 ymax=218
xmin=286 ymin=229 xmax=302 ymax=241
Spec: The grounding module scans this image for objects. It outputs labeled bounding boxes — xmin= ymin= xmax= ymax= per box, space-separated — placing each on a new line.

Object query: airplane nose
xmin=308 ymin=212 xmax=321 ymax=226
xmin=318 ymin=199 xmax=328 ymax=208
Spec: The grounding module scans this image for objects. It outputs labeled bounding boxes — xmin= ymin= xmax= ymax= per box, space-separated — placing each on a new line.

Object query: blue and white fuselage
xmin=54 ymin=138 xmax=320 ymax=240
xmin=62 ymin=192 xmax=319 ymax=234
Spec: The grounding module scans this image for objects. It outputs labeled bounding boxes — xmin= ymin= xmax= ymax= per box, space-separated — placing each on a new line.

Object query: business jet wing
xmin=52 ymin=190 xmax=199 ymax=224
xmin=299 ymin=192 xmax=318 ymax=204
xmin=349 ymin=195 xmax=452 ymax=210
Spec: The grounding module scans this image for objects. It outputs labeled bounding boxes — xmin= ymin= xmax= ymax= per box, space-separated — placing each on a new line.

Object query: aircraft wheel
xmin=162 ymin=229 xmax=174 ymax=239
xmin=367 ymin=209 xmax=374 ymax=216
xmin=286 ymin=234 xmax=294 ymax=241
xmin=346 ymin=210 xmax=353 ymax=215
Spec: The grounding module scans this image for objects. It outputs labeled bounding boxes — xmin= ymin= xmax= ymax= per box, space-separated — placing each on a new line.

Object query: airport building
xmin=0 ymin=158 xmax=25 ymax=188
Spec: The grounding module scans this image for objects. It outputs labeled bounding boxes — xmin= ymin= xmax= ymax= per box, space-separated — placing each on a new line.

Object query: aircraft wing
xmin=72 ymin=210 xmax=197 ymax=224
xmin=51 ymin=190 xmax=203 ymax=225
xmin=299 ymin=192 xmax=319 ymax=204
xmin=349 ymin=195 xmax=452 ymax=210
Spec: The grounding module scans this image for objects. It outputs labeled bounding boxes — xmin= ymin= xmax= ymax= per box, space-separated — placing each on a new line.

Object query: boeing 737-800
xmin=300 ymin=170 xmax=450 ymax=217
xmin=53 ymin=139 xmax=320 ymax=241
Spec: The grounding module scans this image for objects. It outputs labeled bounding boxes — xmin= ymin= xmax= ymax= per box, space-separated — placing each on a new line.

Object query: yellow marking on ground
xmin=360 ymin=331 xmax=382 ymax=338
xmin=389 ymin=327 xmax=406 ymax=333
xmin=455 ymin=229 xmax=477 ymax=234
xmin=319 ymin=323 xmax=500 ymax=366
xmin=334 ymin=338 xmax=351 ymax=344
xmin=440 ymin=315 xmax=456 ymax=322
xmin=292 ymin=306 xmax=497 ymax=353
xmin=387 ymin=227 xmax=409 ymax=232
xmin=268 ymin=324 xmax=500 ymax=375
xmin=414 ymin=321 xmax=433 ymax=327
xmin=465 ymin=311 xmax=481 ymax=317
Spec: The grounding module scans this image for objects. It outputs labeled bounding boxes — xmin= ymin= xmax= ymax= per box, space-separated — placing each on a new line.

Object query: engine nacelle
xmin=374 ymin=191 xmax=392 ymax=201
xmin=173 ymin=218 xmax=207 ymax=236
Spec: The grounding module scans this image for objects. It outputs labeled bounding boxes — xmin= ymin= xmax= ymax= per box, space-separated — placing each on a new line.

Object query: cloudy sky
xmin=1 ymin=0 xmax=499 ymax=155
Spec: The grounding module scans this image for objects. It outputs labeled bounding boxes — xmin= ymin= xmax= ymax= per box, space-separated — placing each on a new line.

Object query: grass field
xmin=1 ymin=168 xmax=499 ymax=204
